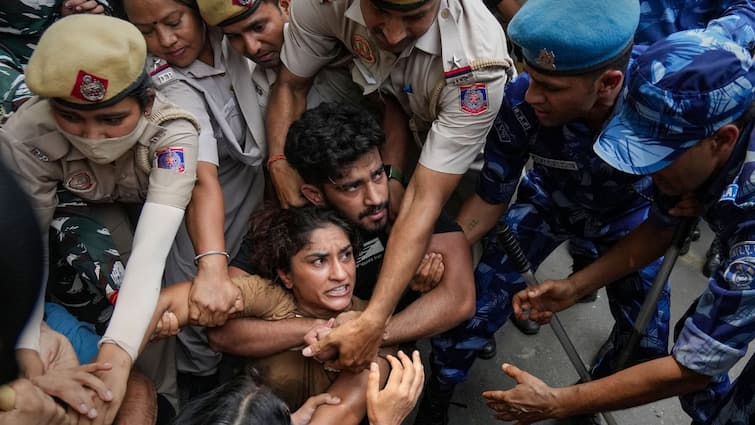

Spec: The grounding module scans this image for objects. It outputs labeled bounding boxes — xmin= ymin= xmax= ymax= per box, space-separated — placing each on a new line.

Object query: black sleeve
xmin=0 ymin=159 xmax=44 ymax=384
xmin=433 ymin=209 xmax=462 ymax=234
xmin=229 ymin=235 xmax=257 ymax=274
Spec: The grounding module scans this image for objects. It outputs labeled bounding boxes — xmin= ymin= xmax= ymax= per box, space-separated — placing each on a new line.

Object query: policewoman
xmin=122 ymin=0 xmax=264 ymax=384
xmin=0 ymin=14 xmax=198 ymax=423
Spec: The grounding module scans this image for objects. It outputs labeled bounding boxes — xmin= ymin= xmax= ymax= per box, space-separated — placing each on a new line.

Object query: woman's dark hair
xmin=170 ymin=373 xmax=291 ymax=425
xmin=113 ymin=0 xmax=198 ymax=19
xmin=245 ymin=204 xmax=360 ymax=280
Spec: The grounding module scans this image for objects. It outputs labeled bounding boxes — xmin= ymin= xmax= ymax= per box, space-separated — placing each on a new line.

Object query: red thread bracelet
xmin=266 ymin=154 xmax=287 ymax=169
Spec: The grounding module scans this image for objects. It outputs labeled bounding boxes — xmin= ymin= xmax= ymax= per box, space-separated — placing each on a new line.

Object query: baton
xmin=614 ymin=218 xmax=697 ymax=371
xmin=496 ymin=223 xmax=619 ymax=425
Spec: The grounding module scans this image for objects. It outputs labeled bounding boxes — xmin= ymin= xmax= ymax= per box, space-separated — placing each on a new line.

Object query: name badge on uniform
xmin=459 ymin=83 xmax=488 ymax=115
xmin=530 ymin=154 xmax=579 ymax=171
xmin=156 ymin=147 xmax=186 ymax=174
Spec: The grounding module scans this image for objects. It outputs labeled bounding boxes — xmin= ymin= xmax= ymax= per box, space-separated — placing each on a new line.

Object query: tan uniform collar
xmin=183 ymin=28 xmax=226 ymax=79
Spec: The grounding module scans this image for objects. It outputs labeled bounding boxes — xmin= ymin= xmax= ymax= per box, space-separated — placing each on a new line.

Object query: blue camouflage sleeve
xmin=672 ymin=216 xmax=755 ymax=376
xmin=706 ymin=0 xmax=755 ymax=49
xmin=475 ymin=74 xmax=532 ymax=206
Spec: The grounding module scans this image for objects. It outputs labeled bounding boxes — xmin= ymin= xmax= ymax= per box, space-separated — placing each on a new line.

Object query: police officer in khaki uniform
xmin=0 ymin=14 xmax=199 ymax=424
xmin=266 ymin=0 xmax=513 ymax=370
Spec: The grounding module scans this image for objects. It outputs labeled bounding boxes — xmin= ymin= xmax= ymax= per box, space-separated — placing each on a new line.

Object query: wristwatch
xmin=384 ymin=164 xmax=405 ymax=186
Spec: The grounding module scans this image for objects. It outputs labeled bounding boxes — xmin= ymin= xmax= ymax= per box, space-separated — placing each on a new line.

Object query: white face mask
xmin=58 ymin=116 xmax=149 ymax=164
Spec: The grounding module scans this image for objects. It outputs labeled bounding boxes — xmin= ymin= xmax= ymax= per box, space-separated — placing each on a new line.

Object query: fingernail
xmin=80 ymin=403 xmax=88 ymax=413
xmin=332 ymin=397 xmax=341 ymax=403
xmin=106 ymin=390 xmax=113 ymax=400
xmin=88 ymin=408 xmax=98 ymax=418
xmin=302 ymin=347 xmax=313 ymax=356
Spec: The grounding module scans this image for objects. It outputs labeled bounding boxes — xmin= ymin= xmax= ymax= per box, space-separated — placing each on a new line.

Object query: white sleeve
xmin=99 ymin=202 xmax=184 ymax=362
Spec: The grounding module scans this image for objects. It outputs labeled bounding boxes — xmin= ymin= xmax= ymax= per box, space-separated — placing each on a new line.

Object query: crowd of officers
xmin=0 ymin=0 xmax=754 ymax=424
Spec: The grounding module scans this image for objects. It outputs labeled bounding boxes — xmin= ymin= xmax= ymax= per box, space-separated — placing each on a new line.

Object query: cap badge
xmin=71 ymin=70 xmax=108 ymax=102
xmin=536 ymin=48 xmax=556 ymax=70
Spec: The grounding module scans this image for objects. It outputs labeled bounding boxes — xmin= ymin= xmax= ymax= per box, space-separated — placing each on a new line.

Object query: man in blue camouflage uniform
xmin=412 ymin=2 xmax=668 ymax=424
xmin=416 ymin=0 xmax=755 ymax=423
xmin=482 ymin=28 xmax=755 ymax=425
xmin=0 ymin=1 xmax=111 ymax=119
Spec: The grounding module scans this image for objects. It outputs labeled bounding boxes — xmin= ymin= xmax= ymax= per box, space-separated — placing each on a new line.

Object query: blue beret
xmin=595 ymin=29 xmax=755 ymax=175
xmin=508 ymin=0 xmax=640 ymax=74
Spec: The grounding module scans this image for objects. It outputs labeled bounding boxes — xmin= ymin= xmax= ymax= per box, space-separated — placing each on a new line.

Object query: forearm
xmin=185 ymin=163 xmax=227 ymax=277
xmin=385 ymin=232 xmax=475 ymax=344
xmin=552 ymin=356 xmax=710 ymax=417
xmin=309 ymin=369 xmax=372 ymax=425
xmin=140 ymin=283 xmax=191 ymax=353
xmin=101 ymin=202 xmax=184 ymax=361
xmin=266 ymin=69 xmax=311 ymax=157
xmin=365 ymin=181 xmax=447 ymax=321
xmin=384 ymin=283 xmax=473 ymax=344
xmin=208 ymin=317 xmax=319 ymax=357
xmin=456 ymin=194 xmax=508 ymax=245
xmin=375 ymin=95 xmax=410 ymax=172
xmin=568 ymin=220 xmax=673 ymax=298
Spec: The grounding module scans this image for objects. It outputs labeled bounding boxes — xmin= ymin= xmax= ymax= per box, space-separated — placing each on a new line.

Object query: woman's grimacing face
xmin=279 ymin=224 xmax=356 ymax=317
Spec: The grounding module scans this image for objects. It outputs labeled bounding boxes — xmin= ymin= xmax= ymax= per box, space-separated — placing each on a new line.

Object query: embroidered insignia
xmin=233 ymin=0 xmax=254 ymax=6
xmin=71 ymin=70 xmax=108 ymax=102
xmin=30 ymin=147 xmax=49 ymax=162
xmin=351 ymin=34 xmax=376 ymax=65
xmin=448 ymin=55 xmax=462 ymax=69
xmin=459 ymin=83 xmax=488 ymax=115
xmin=723 ymin=260 xmax=755 ymax=290
xmin=536 ymin=48 xmax=556 ymax=70
xmin=65 ymin=170 xmax=96 ymax=192
xmin=156 ymin=147 xmax=186 ymax=174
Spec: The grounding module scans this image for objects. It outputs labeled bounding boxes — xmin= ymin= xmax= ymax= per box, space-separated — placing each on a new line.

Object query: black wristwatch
xmin=384 ymin=164 xmax=405 ymax=186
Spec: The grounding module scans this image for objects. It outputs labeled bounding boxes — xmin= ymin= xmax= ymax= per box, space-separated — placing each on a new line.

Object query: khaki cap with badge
xmin=198 ymin=0 xmax=263 ymax=27
xmin=25 ymin=14 xmax=148 ymax=109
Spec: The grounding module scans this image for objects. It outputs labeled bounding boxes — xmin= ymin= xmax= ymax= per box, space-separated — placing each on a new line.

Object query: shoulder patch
xmin=155 ymin=147 xmax=186 ymax=174
xmin=351 ymin=34 xmax=376 ymax=65
xmin=459 ymin=83 xmax=488 ymax=115
xmin=723 ymin=241 xmax=755 ymax=290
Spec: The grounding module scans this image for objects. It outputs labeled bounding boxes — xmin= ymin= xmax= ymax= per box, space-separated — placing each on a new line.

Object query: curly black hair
xmin=285 ymin=102 xmax=384 ymax=185
xmin=245 ymin=205 xmax=360 ymax=281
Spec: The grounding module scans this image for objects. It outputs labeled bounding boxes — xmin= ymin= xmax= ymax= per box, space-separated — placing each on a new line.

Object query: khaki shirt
xmin=0 ymin=93 xmax=199 ymax=232
xmin=150 ymin=26 xmax=364 ymax=166
xmin=281 ymin=0 xmax=513 ymax=175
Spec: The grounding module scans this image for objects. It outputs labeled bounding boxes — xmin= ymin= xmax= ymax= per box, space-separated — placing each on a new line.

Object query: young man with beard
xmin=264 ymin=0 xmax=513 ymax=371
xmin=208 ymin=102 xmax=476 ymax=361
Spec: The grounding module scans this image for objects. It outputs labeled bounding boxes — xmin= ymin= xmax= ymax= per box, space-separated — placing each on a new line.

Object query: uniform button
xmin=440 ymin=8 xmax=450 ymax=18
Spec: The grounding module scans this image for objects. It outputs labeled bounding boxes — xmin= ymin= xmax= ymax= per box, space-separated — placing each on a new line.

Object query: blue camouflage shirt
xmin=476 ymin=69 xmax=653 ymax=223
xmin=636 ymin=0 xmax=755 ymax=46
xmin=667 ymin=126 xmax=755 ymax=379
